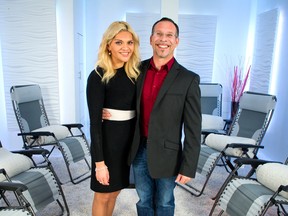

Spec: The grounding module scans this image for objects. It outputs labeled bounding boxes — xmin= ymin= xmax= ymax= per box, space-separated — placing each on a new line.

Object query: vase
xmin=231 ymin=101 xmax=239 ymax=119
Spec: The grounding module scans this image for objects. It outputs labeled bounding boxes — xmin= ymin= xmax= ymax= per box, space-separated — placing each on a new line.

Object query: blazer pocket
xmin=166 ymin=92 xmax=183 ymax=96
xmin=164 ymin=140 xmax=180 ymax=151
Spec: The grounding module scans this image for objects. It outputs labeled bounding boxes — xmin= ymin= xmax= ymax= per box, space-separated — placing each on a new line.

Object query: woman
xmin=86 ymin=21 xmax=140 ymax=216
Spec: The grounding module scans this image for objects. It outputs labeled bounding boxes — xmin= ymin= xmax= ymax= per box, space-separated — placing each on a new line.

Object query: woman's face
xmin=108 ymin=31 xmax=135 ymax=69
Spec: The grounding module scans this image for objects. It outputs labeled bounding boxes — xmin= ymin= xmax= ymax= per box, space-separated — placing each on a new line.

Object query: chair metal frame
xmin=178 ymin=91 xmax=277 ymax=197
xmin=10 ymin=84 xmax=91 ymax=184
xmin=0 ymin=141 xmax=70 ymax=215
xmin=210 ymin=157 xmax=288 ymax=216
xmin=0 ymin=182 xmax=35 ymax=216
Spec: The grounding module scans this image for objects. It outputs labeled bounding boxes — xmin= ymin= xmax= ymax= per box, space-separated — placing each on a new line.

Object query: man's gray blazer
xmin=128 ymin=58 xmax=202 ymax=179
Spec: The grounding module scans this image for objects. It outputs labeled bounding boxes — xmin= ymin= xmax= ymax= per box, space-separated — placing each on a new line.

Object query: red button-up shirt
xmin=140 ymin=57 xmax=175 ymax=137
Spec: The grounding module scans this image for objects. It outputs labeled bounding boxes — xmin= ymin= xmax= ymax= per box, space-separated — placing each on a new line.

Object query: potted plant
xmin=230 ymin=63 xmax=251 ymax=118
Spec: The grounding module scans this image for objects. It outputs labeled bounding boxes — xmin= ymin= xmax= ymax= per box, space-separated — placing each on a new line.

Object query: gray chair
xmin=0 ymin=141 xmax=69 ymax=215
xmin=210 ymin=157 xmax=288 ymax=216
xmin=200 ymin=83 xmax=222 ymax=116
xmin=199 ymin=83 xmax=226 ymax=143
xmin=10 ymin=84 xmax=91 ymax=184
xmin=178 ymin=91 xmax=277 ymax=197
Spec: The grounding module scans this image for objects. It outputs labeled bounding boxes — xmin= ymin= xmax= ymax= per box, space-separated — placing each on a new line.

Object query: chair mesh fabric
xmin=18 ymin=101 xmax=48 ymax=132
xmin=201 ymin=97 xmax=218 ymax=115
xmin=9 ymin=168 xmax=60 ymax=212
xmin=200 ymin=83 xmax=222 ymax=116
xmin=197 ymin=145 xmax=219 ymax=176
xmin=230 ymin=110 xmax=267 ymax=140
xmin=0 ymin=209 xmax=32 ymax=216
xmin=60 ymin=137 xmax=90 ymax=164
xmin=218 ymin=177 xmax=288 ymax=216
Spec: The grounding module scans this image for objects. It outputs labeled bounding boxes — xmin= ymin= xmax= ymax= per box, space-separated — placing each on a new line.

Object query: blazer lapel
xmin=152 ymin=61 xmax=180 ymax=108
xmin=136 ymin=60 xmax=150 ymax=109
xmin=138 ymin=59 xmax=181 ymax=110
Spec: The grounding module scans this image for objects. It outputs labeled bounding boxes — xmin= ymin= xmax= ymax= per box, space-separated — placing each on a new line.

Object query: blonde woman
xmin=86 ymin=21 xmax=140 ymax=216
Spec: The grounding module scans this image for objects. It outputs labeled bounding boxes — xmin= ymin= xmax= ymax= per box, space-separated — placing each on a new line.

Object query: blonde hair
xmin=95 ymin=21 xmax=141 ymax=83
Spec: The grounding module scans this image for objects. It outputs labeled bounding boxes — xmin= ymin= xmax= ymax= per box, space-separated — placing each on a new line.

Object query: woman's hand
xmin=95 ymin=162 xmax=110 ymax=185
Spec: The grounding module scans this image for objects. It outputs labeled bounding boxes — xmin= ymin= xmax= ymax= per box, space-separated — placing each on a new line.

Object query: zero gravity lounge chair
xmin=10 ymin=84 xmax=91 ymax=184
xmin=199 ymin=83 xmax=226 ymax=142
xmin=0 ymin=141 xmax=69 ymax=215
xmin=209 ymin=157 xmax=288 ymax=216
xmin=178 ymin=91 xmax=277 ymax=197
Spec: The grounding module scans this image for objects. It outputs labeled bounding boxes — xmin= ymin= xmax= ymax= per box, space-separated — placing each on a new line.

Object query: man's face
xmin=150 ymin=21 xmax=179 ymax=60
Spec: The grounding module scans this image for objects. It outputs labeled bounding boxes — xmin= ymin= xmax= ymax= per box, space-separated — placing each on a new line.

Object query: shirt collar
xmin=149 ymin=57 xmax=175 ymax=72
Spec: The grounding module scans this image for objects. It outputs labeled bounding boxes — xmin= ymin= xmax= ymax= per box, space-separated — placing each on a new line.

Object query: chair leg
xmin=212 ymin=163 xmax=242 ymax=201
xmin=55 ymin=143 xmax=91 ymax=185
xmin=48 ymin=163 xmax=70 ymax=215
xmin=0 ymin=190 xmax=11 ymax=206
xmin=64 ymin=153 xmax=91 ymax=185
xmin=178 ymin=152 xmax=225 ymax=197
xmin=67 ymin=163 xmax=91 ymax=185
xmin=278 ymin=204 xmax=288 ymax=216
xmin=260 ymin=193 xmax=288 ymax=216
xmin=209 ymin=200 xmax=225 ymax=216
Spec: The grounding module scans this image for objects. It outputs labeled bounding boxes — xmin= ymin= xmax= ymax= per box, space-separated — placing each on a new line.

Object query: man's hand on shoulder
xmin=102 ymin=109 xmax=111 ymax=120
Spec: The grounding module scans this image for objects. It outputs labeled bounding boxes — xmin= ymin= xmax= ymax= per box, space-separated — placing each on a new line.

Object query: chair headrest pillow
xmin=256 ymin=162 xmax=288 ymax=199
xmin=0 ymin=148 xmax=33 ymax=182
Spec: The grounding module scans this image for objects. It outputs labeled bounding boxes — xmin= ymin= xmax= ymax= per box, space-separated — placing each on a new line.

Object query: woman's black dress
xmin=86 ymin=67 xmax=136 ymax=192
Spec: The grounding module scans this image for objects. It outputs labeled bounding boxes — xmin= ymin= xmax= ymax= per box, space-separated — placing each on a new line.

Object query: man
xmin=128 ymin=17 xmax=201 ymax=216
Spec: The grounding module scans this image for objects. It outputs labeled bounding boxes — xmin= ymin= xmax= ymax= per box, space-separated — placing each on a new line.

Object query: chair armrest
xmin=11 ymin=148 xmax=50 ymax=157
xmin=62 ymin=123 xmax=85 ymax=136
xmin=234 ymin=158 xmax=281 ymax=167
xmin=0 ymin=182 xmax=28 ymax=194
xmin=62 ymin=123 xmax=83 ymax=130
xmin=227 ymin=143 xmax=264 ymax=149
xmin=223 ymin=118 xmax=233 ymax=124
xmin=223 ymin=118 xmax=233 ymax=131
xmin=279 ymin=185 xmax=288 ymax=193
xmin=201 ymin=129 xmax=227 ymax=136
xmin=0 ymin=168 xmax=6 ymax=175
xmin=18 ymin=131 xmax=54 ymax=137
xmin=226 ymin=143 xmax=264 ymax=156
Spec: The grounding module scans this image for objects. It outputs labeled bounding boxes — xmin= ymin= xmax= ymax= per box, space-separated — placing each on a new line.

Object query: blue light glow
xmin=269 ymin=10 xmax=282 ymax=94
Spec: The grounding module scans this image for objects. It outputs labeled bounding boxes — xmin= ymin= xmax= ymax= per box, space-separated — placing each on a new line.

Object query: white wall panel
xmin=126 ymin=13 xmax=161 ymax=60
xmin=177 ymin=14 xmax=217 ymax=82
xmin=0 ymin=0 xmax=59 ymax=130
xmin=126 ymin=13 xmax=217 ymax=83
xmin=250 ymin=8 xmax=278 ymax=93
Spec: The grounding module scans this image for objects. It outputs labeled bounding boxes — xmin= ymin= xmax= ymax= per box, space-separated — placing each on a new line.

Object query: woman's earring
xmin=108 ymin=51 xmax=111 ymax=56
